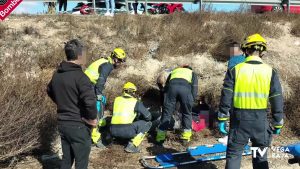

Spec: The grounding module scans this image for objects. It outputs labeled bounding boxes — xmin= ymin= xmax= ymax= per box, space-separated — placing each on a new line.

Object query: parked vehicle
xmin=251 ymin=4 xmax=300 ymax=13
xmin=148 ymin=3 xmax=185 ymax=14
xmin=71 ymin=1 xmax=126 ymax=14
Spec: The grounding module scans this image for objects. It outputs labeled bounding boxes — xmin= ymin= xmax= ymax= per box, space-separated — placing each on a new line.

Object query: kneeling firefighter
xmin=84 ymin=48 xmax=127 ymax=148
xmin=110 ymin=82 xmax=152 ymax=153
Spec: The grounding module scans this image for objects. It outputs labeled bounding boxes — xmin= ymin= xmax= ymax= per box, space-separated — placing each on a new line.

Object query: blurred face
xmin=77 ymin=49 xmax=87 ymax=67
xmin=113 ymin=58 xmax=125 ymax=68
xmin=230 ymin=46 xmax=243 ymax=57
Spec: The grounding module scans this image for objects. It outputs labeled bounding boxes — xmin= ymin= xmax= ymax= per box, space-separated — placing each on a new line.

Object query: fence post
xmin=199 ymin=0 xmax=203 ymax=11
xmin=287 ymin=0 xmax=290 ymax=13
xmin=145 ymin=0 xmax=148 ymax=15
xmin=126 ymin=0 xmax=129 ymax=13
xmin=93 ymin=0 xmax=96 ymax=14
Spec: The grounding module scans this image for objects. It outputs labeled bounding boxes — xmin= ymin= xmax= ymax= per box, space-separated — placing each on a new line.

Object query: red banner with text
xmin=0 ymin=0 xmax=23 ymax=21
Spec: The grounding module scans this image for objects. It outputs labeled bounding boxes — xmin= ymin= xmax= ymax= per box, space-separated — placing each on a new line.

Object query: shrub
xmin=285 ymin=76 xmax=300 ymax=136
xmin=291 ymin=19 xmax=300 ymax=37
xmin=0 ymin=78 xmax=56 ymax=161
xmin=0 ymin=23 xmax=6 ymax=39
xmin=210 ymin=13 xmax=281 ymax=62
xmin=37 ymin=45 xmax=65 ymax=69
xmin=24 ymin=26 xmax=40 ymax=37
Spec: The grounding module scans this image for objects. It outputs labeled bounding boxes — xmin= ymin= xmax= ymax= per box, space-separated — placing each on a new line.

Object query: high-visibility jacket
xmin=233 ymin=56 xmax=272 ymax=109
xmin=170 ymin=67 xmax=193 ymax=83
xmin=111 ymin=94 xmax=138 ymax=124
xmin=85 ymin=58 xmax=112 ymax=84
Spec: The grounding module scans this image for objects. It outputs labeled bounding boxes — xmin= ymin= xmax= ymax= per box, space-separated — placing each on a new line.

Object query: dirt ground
xmin=8 ymin=131 xmax=299 ymax=169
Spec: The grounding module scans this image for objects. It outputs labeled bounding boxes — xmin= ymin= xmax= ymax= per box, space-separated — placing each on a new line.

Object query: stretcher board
xmin=141 ymin=143 xmax=252 ymax=169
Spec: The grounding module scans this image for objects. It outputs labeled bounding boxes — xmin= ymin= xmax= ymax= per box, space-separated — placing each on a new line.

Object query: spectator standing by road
xmin=104 ymin=0 xmax=115 ymax=16
xmin=58 ymin=0 xmax=68 ymax=14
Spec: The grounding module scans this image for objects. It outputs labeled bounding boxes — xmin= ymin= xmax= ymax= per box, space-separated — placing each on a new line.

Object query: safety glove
xmin=98 ymin=118 xmax=107 ymax=127
xmin=218 ymin=121 xmax=228 ymax=135
xmin=96 ymin=94 xmax=107 ymax=105
xmin=273 ymin=128 xmax=281 ymax=135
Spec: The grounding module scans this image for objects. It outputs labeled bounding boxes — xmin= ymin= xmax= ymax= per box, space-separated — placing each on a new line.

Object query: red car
xmin=251 ymin=4 xmax=300 ymax=13
xmin=148 ymin=3 xmax=184 ymax=14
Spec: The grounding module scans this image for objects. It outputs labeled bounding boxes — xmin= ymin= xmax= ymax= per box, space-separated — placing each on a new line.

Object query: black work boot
xmin=124 ymin=142 xmax=140 ymax=153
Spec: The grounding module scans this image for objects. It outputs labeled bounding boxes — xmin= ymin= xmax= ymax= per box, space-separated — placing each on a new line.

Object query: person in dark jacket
xmin=156 ymin=65 xmax=198 ymax=146
xmin=47 ymin=39 xmax=97 ymax=169
xmin=110 ymin=82 xmax=152 ymax=153
xmin=84 ymin=48 xmax=127 ymax=148
xmin=218 ymin=34 xmax=284 ymax=169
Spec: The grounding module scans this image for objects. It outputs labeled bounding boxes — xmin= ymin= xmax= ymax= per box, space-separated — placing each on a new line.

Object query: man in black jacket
xmin=47 ymin=39 xmax=97 ymax=169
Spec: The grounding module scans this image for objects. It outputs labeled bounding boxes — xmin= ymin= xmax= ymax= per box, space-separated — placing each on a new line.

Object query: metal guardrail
xmin=23 ymin=0 xmax=300 ymax=4
xmin=23 ymin=0 xmax=300 ymax=13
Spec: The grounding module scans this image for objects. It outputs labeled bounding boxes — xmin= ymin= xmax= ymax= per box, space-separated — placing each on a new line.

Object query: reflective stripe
xmin=224 ymin=88 xmax=233 ymax=92
xmin=218 ymin=117 xmax=229 ymax=121
xmin=274 ymin=125 xmax=283 ymax=129
xmin=84 ymin=58 xmax=110 ymax=84
xmin=269 ymin=94 xmax=281 ymax=99
xmin=235 ymin=92 xmax=269 ymax=98
xmin=234 ymin=56 xmax=272 ymax=109
xmin=170 ymin=68 xmax=193 ymax=83
xmin=131 ymin=133 xmax=146 ymax=147
xmin=218 ymin=111 xmax=229 ymax=121
xmin=111 ymin=96 xmax=137 ymax=124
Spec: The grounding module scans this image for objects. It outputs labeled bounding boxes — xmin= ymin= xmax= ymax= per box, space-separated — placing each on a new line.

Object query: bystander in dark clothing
xmin=133 ymin=2 xmax=145 ymax=14
xmin=59 ymin=0 xmax=68 ymax=13
xmin=47 ymin=39 xmax=97 ymax=169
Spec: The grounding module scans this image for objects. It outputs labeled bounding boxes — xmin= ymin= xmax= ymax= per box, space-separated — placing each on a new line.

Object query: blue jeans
xmin=105 ymin=0 xmax=115 ymax=13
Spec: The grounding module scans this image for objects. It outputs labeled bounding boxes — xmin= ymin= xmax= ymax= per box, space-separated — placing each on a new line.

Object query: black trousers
xmin=58 ymin=123 xmax=91 ymax=169
xmin=225 ymin=111 xmax=272 ymax=169
xmin=159 ymin=82 xmax=194 ymax=131
xmin=59 ymin=0 xmax=67 ymax=12
xmin=110 ymin=120 xmax=152 ymax=139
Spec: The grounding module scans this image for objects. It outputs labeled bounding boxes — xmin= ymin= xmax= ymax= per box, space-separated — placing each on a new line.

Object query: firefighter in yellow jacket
xmin=110 ymin=82 xmax=152 ymax=153
xmin=218 ymin=34 xmax=284 ymax=169
xmin=84 ymin=48 xmax=126 ymax=148
xmin=156 ymin=65 xmax=198 ymax=146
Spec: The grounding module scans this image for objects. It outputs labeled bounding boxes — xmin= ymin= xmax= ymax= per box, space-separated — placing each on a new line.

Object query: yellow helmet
xmin=241 ymin=34 xmax=267 ymax=52
xmin=123 ymin=82 xmax=137 ymax=93
xmin=112 ymin=48 xmax=126 ymax=61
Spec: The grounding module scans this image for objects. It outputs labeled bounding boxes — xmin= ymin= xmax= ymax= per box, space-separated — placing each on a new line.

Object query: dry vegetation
xmin=0 ymin=12 xmax=299 ymax=168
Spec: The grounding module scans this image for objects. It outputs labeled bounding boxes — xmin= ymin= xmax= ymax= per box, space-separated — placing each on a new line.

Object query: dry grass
xmin=210 ymin=13 xmax=282 ymax=61
xmin=285 ymin=76 xmax=300 ymax=136
xmin=0 ymin=78 xmax=56 ymax=161
xmin=24 ymin=26 xmax=40 ymax=37
xmin=0 ymin=23 xmax=6 ymax=39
